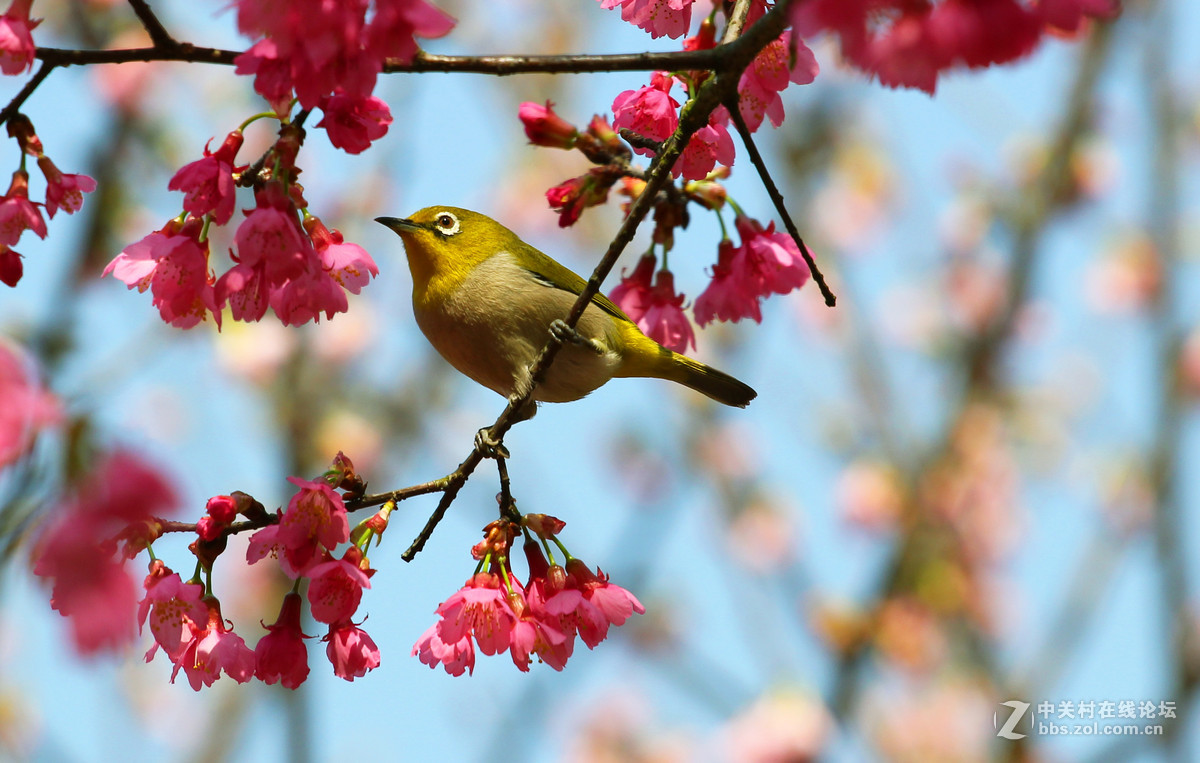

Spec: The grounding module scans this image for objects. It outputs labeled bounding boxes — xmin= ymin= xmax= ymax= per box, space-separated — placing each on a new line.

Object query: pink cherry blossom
xmin=32 ymin=450 xmax=178 ymax=656
xmin=268 ymin=265 xmax=350 ymax=326
xmin=218 ymin=184 xmax=370 ymax=327
xmin=612 ymin=75 xmax=679 ymax=157
xmin=926 ymin=0 xmax=1041 ymax=72
xmin=171 ymin=598 xmax=256 ymax=691
xmin=694 ymin=239 xmax=764 ymax=326
xmin=792 ymin=0 xmax=1113 ymax=94
xmin=677 ymin=118 xmax=735 ymax=181
xmin=317 ymin=92 xmax=393 ymax=154
xmin=167 ymin=130 xmax=244 ymax=225
xmin=609 ymin=252 xmax=655 ymax=321
xmin=413 ymin=622 xmax=475 ymax=676
xmin=518 ymin=101 xmax=578 ymax=149
xmin=280 ymin=476 xmax=349 ymax=552
xmin=734 ymin=214 xmax=810 ymax=297
xmin=306 ymin=217 xmax=378 ymax=294
xmin=506 ymin=586 xmax=569 ymax=672
xmin=233 ymin=39 xmax=295 ymax=115
xmin=233 ymin=0 xmax=454 ymax=112
xmin=249 ymin=476 xmax=348 ymax=577
xmin=737 ymin=34 xmax=819 ymax=131
xmin=434 ymin=572 xmax=517 ymax=656
xmin=366 ymin=0 xmax=456 ymax=65
xmin=566 ymin=558 xmax=645 ymax=648
xmin=0 ymin=338 xmax=60 ymax=467
xmin=546 ymin=169 xmax=614 ymax=228
xmin=36 ymin=156 xmax=97 ymax=219
xmin=598 ymin=0 xmax=694 ymax=39
xmin=0 ymin=0 xmax=37 ymax=76
xmin=216 ymin=189 xmax=311 ymax=323
xmin=622 ymin=267 xmax=694 ymax=353
xmin=324 ymin=620 xmax=381 ymax=680
xmin=517 ymin=541 xmax=587 ymax=665
xmin=104 ymin=217 xmax=219 ymax=329
xmin=234 ymin=0 xmax=373 ymax=109
xmin=137 ymin=561 xmax=207 ymax=662
xmin=305 ymin=547 xmax=372 ymax=624
xmin=0 ymin=170 xmax=45 ymax=246
xmin=255 ymin=593 xmax=312 ymax=689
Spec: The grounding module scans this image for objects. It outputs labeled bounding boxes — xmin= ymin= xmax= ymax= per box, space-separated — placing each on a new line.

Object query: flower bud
xmin=547 ymin=564 xmax=568 ymax=594
xmin=206 ymin=494 xmax=239 ymax=524
xmin=0 ymin=247 xmax=22 ymax=287
xmin=506 ymin=589 xmax=527 ymax=618
xmin=518 ymin=101 xmax=578 ymax=149
xmin=6 ymin=114 xmax=41 ymax=156
xmin=684 ymin=178 xmax=727 ymax=210
xmin=523 ymin=513 xmax=566 ymax=538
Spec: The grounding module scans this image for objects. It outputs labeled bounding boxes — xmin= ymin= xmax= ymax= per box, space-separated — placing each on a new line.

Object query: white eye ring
xmin=433 ymin=212 xmax=460 ymax=236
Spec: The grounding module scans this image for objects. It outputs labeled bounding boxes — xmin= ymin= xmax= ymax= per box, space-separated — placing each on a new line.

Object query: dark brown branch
xmin=0 ymin=61 xmax=55 ymax=129
xmin=126 ymin=0 xmax=176 ymax=48
xmin=725 ymin=99 xmax=836 ymax=306
xmin=347 ymin=477 xmax=449 ymax=511
xmin=35 ymin=45 xmax=741 ymax=74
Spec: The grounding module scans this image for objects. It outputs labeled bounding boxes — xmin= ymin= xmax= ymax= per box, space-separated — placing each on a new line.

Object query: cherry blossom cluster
xmin=519 ymin=1 xmax=819 ymax=354
xmin=232 ymin=0 xmax=454 ymax=151
xmin=414 ymin=513 xmax=644 ymax=675
xmin=0 ymin=115 xmax=97 ymax=287
xmin=99 ymin=0 xmax=460 ymax=328
xmin=33 ymin=451 xmax=390 ymax=687
xmin=104 ymin=123 xmax=378 ymax=328
xmin=791 ymin=0 xmax=1120 ymax=94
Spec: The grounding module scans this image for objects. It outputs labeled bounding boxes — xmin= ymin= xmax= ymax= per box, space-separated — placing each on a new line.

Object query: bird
xmin=375 ymin=206 xmax=756 ymax=422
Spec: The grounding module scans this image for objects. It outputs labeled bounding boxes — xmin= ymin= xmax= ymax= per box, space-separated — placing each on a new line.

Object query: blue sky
xmin=1 ymin=1 xmax=1198 ymax=761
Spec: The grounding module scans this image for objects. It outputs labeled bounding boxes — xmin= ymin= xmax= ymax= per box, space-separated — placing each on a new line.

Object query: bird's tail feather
xmin=618 ymin=344 xmax=756 ymax=407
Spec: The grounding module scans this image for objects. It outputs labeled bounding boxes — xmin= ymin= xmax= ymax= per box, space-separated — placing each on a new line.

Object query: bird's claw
xmin=550 ymin=319 xmax=605 ymax=355
xmin=475 ymin=427 xmax=510 ymax=460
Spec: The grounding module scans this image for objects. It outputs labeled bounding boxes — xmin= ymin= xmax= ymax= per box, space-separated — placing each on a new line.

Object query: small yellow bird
xmin=376 ymin=207 xmax=756 ymax=417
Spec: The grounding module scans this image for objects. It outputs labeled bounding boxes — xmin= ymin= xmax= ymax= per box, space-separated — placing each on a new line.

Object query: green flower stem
xmin=238 ymin=111 xmax=282 ymax=132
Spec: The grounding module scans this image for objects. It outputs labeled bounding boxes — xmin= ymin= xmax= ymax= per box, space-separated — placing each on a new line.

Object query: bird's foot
xmin=475 ymin=427 xmax=510 ymax=460
xmin=550 ymin=319 xmax=605 ymax=355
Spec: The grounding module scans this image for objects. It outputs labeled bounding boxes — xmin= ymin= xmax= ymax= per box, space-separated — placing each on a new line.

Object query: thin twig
xmin=0 ymin=61 xmax=55 ymax=129
xmin=401 ymin=451 xmax=480 ymax=560
xmin=725 ymin=101 xmax=836 ymax=306
xmin=126 ymin=0 xmax=176 ymax=48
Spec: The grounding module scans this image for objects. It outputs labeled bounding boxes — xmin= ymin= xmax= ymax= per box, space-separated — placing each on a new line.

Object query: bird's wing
xmin=520 ymin=247 xmax=634 ymax=324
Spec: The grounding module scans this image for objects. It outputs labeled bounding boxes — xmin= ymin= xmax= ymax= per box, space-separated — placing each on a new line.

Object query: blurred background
xmin=0 ymin=0 xmax=1197 ymax=761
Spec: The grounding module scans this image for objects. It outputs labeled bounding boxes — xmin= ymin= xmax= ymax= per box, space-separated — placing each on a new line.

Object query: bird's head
xmin=376 ymin=207 xmax=516 ymax=289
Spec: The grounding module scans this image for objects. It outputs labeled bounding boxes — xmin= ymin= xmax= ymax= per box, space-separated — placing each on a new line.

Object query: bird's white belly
xmin=414 ymin=252 xmax=621 ymax=403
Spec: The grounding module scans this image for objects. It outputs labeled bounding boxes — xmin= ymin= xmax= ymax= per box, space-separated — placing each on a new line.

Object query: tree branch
xmin=0 ymin=61 xmax=55 ymax=129
xmin=725 ymin=101 xmax=836 ymax=306
xmin=35 ymin=45 xmax=750 ymax=73
xmin=126 ymin=0 xmax=176 ymax=48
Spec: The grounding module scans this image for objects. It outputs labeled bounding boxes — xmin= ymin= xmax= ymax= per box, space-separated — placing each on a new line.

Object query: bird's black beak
xmin=375 ymin=216 xmax=421 ymax=234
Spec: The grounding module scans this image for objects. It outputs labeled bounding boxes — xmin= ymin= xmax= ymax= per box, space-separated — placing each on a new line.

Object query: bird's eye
xmin=434 ymin=213 xmax=459 ymax=235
